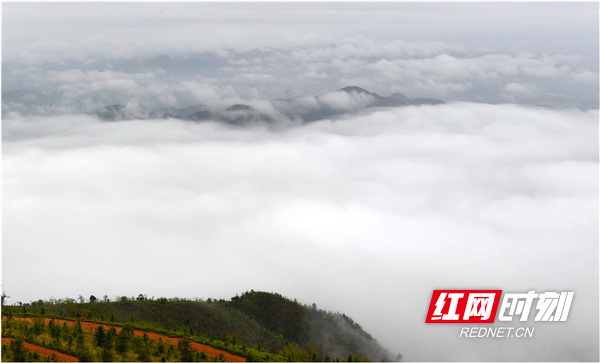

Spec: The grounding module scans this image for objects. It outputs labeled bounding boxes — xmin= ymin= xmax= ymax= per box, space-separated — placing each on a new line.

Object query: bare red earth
xmin=5 ymin=316 xmax=246 ymax=362
xmin=2 ymin=337 xmax=79 ymax=362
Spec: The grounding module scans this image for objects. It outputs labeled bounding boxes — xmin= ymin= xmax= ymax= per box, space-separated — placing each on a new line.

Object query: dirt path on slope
xmin=2 ymin=337 xmax=79 ymax=362
xmin=4 ymin=316 xmax=246 ymax=362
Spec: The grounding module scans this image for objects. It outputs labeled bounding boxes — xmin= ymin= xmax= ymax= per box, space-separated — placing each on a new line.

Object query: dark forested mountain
xmin=186 ymin=104 xmax=274 ymax=125
xmin=88 ymin=86 xmax=443 ymax=124
xmin=90 ymin=104 xmax=129 ymax=121
xmin=2 ymin=291 xmax=397 ymax=362
xmin=278 ymin=86 xmax=419 ymax=122
xmin=337 ymin=86 xmax=410 ymax=107
xmin=229 ymin=292 xmax=393 ymax=361
xmin=149 ymin=103 xmax=208 ymax=119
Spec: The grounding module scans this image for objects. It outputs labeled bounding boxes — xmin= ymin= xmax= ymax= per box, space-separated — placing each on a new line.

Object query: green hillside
xmin=2 ymin=291 xmax=397 ymax=362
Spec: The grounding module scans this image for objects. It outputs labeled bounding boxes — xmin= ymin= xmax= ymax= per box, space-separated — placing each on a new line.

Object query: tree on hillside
xmin=49 ymin=319 xmax=61 ymax=342
xmin=10 ymin=339 xmax=28 ymax=362
xmin=100 ymin=347 xmax=114 ymax=362
xmin=95 ymin=326 xmax=107 ymax=348
xmin=115 ymin=324 xmax=134 ymax=354
xmin=137 ymin=337 xmax=151 ymax=362
xmin=75 ymin=332 xmax=85 ymax=351
xmin=177 ymin=339 xmax=195 ymax=362
xmin=156 ymin=338 xmax=166 ymax=355
xmin=90 ymin=295 xmax=97 ymax=303
xmin=74 ymin=321 xmax=84 ymax=336
xmin=115 ymin=331 xmax=129 ymax=354
xmin=105 ymin=327 xmax=117 ymax=349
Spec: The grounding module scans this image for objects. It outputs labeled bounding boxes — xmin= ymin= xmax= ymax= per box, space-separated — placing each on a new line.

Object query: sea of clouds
xmin=4 ymin=102 xmax=598 ymax=361
xmin=2 ymin=2 xmax=598 ymax=361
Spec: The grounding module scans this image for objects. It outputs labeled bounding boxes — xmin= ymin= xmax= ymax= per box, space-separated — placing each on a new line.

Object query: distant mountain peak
xmin=90 ymin=104 xmax=127 ymax=121
xmin=390 ymin=92 xmax=410 ymax=101
xmin=153 ymin=54 xmax=172 ymax=60
xmin=98 ymin=104 xmax=124 ymax=111
xmin=225 ymin=104 xmax=255 ymax=112
xmin=338 ymin=86 xmax=373 ymax=95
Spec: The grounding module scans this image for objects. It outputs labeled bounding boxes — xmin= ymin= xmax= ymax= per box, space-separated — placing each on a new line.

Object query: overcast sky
xmin=2 ymin=3 xmax=599 ymax=362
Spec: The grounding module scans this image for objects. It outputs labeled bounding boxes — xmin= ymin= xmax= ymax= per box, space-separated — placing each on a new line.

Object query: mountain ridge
xmin=89 ymin=86 xmax=443 ymax=124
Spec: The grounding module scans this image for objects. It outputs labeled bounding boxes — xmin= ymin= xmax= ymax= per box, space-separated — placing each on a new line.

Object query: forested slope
xmin=2 ymin=291 xmax=397 ymax=362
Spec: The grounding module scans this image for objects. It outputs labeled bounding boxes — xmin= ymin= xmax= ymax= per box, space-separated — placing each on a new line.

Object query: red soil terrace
xmin=2 ymin=337 xmax=79 ymax=362
xmin=4 ymin=316 xmax=246 ymax=362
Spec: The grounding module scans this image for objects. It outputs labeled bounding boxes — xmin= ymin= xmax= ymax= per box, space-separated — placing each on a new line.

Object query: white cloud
xmin=237 ymin=73 xmax=277 ymax=83
xmin=365 ymin=53 xmax=583 ymax=83
xmin=504 ymin=82 xmax=533 ymax=96
xmin=3 ymin=30 xmax=598 ymax=112
xmin=318 ymin=90 xmax=375 ymax=111
xmin=572 ymin=70 xmax=599 ymax=84
xmin=47 ymin=69 xmax=156 ymax=84
xmin=3 ymin=103 xmax=598 ymax=361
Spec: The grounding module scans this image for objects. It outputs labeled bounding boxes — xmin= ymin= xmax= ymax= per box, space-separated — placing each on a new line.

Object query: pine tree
xmin=94 ymin=326 xmax=107 ymax=348
xmin=178 ymin=339 xmax=195 ymax=362
xmin=10 ymin=339 xmax=28 ymax=362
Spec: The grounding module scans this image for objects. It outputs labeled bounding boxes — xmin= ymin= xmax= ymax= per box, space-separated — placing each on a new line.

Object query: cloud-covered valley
xmin=3 ymin=103 xmax=598 ymax=361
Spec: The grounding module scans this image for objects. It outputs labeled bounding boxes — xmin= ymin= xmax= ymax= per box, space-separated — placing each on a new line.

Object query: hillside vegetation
xmin=2 ymin=291 xmax=397 ymax=362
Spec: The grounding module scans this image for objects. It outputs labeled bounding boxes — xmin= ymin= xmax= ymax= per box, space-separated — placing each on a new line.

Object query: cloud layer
xmin=3 ymin=103 xmax=598 ymax=361
xmin=3 ymin=3 xmax=599 ymax=114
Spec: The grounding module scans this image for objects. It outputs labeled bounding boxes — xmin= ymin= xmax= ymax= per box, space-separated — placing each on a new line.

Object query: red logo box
xmin=425 ymin=290 xmax=502 ymax=323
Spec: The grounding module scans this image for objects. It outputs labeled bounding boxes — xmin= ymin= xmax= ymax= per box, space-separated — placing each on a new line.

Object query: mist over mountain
xmin=87 ymin=86 xmax=443 ymax=124
xmin=149 ymin=103 xmax=209 ymax=120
